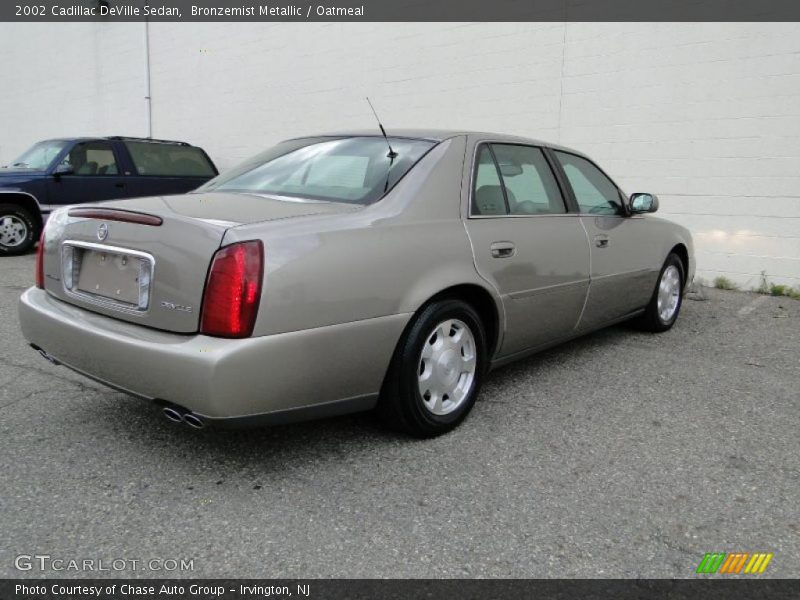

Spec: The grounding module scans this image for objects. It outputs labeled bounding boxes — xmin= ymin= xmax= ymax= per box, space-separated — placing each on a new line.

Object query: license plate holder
xmin=62 ymin=242 xmax=154 ymax=312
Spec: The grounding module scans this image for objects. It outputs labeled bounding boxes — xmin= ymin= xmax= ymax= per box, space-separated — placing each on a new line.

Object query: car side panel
xmin=0 ymin=182 xmax=50 ymax=215
xmin=227 ymin=217 xmax=490 ymax=337
xmin=578 ymin=215 xmax=692 ymax=330
xmin=464 ymin=216 xmax=590 ymax=357
xmin=578 ymin=215 xmax=660 ymax=328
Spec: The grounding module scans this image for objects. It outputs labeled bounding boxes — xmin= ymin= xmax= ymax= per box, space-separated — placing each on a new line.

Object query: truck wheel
xmin=0 ymin=204 xmax=37 ymax=256
xmin=379 ymin=299 xmax=487 ymax=437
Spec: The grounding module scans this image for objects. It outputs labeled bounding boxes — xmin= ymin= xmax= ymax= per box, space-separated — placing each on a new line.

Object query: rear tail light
xmin=35 ymin=230 xmax=46 ymax=289
xmin=200 ymin=240 xmax=263 ymax=338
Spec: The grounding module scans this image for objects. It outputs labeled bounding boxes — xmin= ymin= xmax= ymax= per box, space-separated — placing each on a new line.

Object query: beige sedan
xmin=19 ymin=130 xmax=694 ymax=436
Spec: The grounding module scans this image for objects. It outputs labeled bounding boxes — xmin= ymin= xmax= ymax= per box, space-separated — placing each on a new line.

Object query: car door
xmin=47 ymin=140 xmax=130 ymax=207
xmin=463 ymin=140 xmax=590 ymax=358
xmin=550 ymin=150 xmax=658 ymax=329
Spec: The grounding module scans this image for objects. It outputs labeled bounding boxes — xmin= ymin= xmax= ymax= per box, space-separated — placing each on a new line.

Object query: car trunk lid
xmin=40 ymin=192 xmax=358 ymax=333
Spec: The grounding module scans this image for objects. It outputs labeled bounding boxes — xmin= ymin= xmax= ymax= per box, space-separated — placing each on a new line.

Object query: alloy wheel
xmin=0 ymin=215 xmax=28 ymax=248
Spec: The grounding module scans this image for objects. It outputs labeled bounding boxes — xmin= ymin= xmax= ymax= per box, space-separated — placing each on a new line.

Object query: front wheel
xmin=379 ymin=299 xmax=487 ymax=437
xmin=636 ymin=253 xmax=685 ymax=332
xmin=0 ymin=204 xmax=38 ymax=256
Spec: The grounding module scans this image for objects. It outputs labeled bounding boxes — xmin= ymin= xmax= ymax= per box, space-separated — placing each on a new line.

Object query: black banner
xmin=2 ymin=580 xmax=800 ymax=600
xmin=3 ymin=0 xmax=800 ymax=22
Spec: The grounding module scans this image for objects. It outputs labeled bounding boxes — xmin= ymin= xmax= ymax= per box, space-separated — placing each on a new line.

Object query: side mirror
xmin=53 ymin=163 xmax=74 ymax=176
xmin=630 ymin=192 xmax=659 ymax=214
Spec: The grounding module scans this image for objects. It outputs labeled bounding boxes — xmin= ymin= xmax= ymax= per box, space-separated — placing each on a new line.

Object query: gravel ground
xmin=1 ymin=253 xmax=798 ymax=578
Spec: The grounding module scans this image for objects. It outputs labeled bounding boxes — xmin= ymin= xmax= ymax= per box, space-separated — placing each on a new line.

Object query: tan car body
xmin=19 ymin=131 xmax=695 ymax=427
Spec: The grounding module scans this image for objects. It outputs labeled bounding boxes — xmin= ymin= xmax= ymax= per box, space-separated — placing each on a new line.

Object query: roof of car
xmin=41 ymin=136 xmax=192 ymax=146
xmin=286 ymin=129 xmax=587 ymax=156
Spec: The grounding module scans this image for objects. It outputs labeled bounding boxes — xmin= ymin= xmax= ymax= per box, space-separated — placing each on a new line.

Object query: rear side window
xmin=472 ymin=146 xmax=507 ymax=216
xmin=471 ymin=143 xmax=565 ymax=216
xmin=491 ymin=144 xmax=565 ymax=215
xmin=125 ymin=142 xmax=216 ymax=177
xmin=554 ymin=151 xmax=622 ymax=215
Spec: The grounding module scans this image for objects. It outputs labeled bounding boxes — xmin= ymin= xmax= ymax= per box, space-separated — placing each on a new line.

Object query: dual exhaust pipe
xmin=33 ymin=346 xmax=204 ymax=429
xmin=162 ymin=405 xmax=204 ymax=429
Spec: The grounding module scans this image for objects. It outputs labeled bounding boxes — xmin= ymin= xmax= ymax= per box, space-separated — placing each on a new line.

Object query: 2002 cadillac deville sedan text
xmin=19 ymin=130 xmax=694 ymax=436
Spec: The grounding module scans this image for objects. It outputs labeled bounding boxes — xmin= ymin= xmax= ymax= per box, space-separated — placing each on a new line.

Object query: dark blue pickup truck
xmin=0 ymin=136 xmax=218 ymax=255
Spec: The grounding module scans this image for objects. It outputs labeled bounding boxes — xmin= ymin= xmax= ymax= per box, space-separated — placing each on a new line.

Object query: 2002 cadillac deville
xmin=19 ymin=130 xmax=694 ymax=437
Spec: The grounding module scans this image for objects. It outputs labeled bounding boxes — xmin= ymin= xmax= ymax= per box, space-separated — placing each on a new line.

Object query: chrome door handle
xmin=490 ymin=242 xmax=516 ymax=258
xmin=594 ymin=235 xmax=609 ymax=248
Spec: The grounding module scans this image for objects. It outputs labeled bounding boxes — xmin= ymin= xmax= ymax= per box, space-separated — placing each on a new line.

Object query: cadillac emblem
xmin=97 ymin=223 xmax=109 ymax=241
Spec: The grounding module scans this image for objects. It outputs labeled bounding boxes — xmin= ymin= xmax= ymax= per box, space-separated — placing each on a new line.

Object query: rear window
xmin=200 ymin=136 xmax=436 ymax=205
xmin=124 ymin=142 xmax=216 ymax=177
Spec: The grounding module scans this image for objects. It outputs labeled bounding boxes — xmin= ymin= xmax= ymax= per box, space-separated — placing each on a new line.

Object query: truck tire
xmin=0 ymin=203 xmax=38 ymax=256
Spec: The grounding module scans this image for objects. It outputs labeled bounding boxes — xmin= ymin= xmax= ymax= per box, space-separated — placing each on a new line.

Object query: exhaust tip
xmin=163 ymin=407 xmax=184 ymax=424
xmin=183 ymin=413 xmax=205 ymax=429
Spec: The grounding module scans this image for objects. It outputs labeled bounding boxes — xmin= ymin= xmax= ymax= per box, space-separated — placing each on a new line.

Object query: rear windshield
xmin=124 ymin=142 xmax=216 ymax=177
xmin=198 ymin=136 xmax=436 ymax=205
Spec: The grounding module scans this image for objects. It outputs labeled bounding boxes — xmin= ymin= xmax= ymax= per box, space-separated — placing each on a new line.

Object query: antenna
xmin=366 ymin=97 xmax=398 ymax=159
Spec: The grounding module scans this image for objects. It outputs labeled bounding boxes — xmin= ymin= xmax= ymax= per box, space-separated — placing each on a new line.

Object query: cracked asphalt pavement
xmin=1 ymin=253 xmax=798 ymax=578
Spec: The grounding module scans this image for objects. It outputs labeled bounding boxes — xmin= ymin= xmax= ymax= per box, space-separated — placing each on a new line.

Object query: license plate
xmin=62 ymin=242 xmax=153 ymax=311
xmin=77 ymin=250 xmax=142 ymax=305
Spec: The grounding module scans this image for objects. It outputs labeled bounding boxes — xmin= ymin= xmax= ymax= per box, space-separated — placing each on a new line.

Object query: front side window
xmin=555 ymin=151 xmax=622 ymax=215
xmin=8 ymin=140 xmax=69 ymax=170
xmin=61 ymin=141 xmax=119 ymax=176
xmin=125 ymin=142 xmax=216 ymax=177
xmin=201 ymin=136 xmax=435 ymax=205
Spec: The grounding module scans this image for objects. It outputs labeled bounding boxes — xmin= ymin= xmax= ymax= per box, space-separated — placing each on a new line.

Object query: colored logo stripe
xmin=745 ymin=553 xmax=773 ymax=573
xmin=697 ymin=552 xmax=773 ymax=574
xmin=696 ymin=553 xmax=725 ymax=574
xmin=719 ymin=553 xmax=748 ymax=573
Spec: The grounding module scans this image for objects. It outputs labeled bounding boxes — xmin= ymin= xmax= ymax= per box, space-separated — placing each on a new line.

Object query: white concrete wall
xmin=1 ymin=22 xmax=799 ymax=288
xmin=0 ymin=23 xmax=144 ymax=155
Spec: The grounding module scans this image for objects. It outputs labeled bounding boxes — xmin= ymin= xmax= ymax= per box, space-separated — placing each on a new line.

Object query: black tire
xmin=0 ymin=203 xmax=38 ymax=256
xmin=636 ymin=253 xmax=685 ymax=332
xmin=379 ymin=299 xmax=487 ymax=438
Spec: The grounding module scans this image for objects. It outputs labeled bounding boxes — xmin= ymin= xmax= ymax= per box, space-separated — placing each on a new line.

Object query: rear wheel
xmin=379 ymin=299 xmax=487 ymax=437
xmin=0 ymin=204 xmax=37 ymax=256
xmin=636 ymin=253 xmax=685 ymax=332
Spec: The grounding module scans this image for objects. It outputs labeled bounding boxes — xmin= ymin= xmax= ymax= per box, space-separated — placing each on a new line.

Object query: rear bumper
xmin=19 ymin=287 xmax=409 ymax=421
